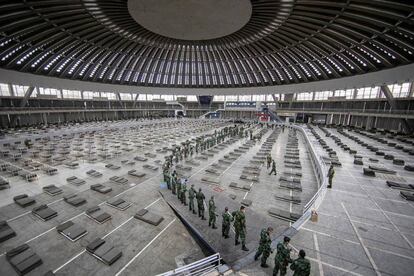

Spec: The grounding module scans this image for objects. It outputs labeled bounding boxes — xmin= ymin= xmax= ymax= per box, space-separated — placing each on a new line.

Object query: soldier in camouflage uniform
xmin=171 ymin=174 xmax=177 ymax=195
xmin=269 ymin=160 xmax=277 ymax=175
xmin=196 ymin=188 xmax=206 ymax=220
xmin=180 ymin=182 xmax=187 ymax=206
xmin=254 ymin=227 xmax=274 ymax=267
xmin=290 ymin=250 xmax=310 ymax=276
xmin=232 ymin=206 xmax=249 ymax=251
xmin=176 ymin=178 xmax=182 ymax=200
xmin=208 ymin=196 xmax=217 ymax=229
xmin=188 ymin=184 xmax=196 ymax=214
xmin=222 ymin=207 xmax=232 ymax=238
xmin=273 ymin=236 xmax=292 ymax=276
xmin=163 ymin=166 xmax=171 ymax=190
xmin=267 ymin=154 xmax=272 ymax=169
xmin=327 ymin=164 xmax=335 ymax=188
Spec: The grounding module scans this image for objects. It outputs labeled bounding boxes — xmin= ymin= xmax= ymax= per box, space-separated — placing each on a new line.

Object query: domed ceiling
xmin=0 ymin=0 xmax=413 ymax=88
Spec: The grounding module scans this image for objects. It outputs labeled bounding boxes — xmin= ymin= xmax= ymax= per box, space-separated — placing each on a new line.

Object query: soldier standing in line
xmin=196 ymin=188 xmax=206 ymax=220
xmin=267 ymin=154 xmax=272 ymax=169
xmin=290 ymin=249 xmax=311 ymax=276
xmin=222 ymin=207 xmax=232 ymax=239
xmin=176 ymin=177 xmax=182 ymax=199
xmin=232 ymin=206 xmax=249 ymax=251
xmin=327 ymin=164 xmax=335 ymax=188
xmin=171 ymin=174 xmax=177 ymax=195
xmin=181 ymin=181 xmax=187 ymax=206
xmin=273 ymin=236 xmax=292 ymax=276
xmin=208 ymin=196 xmax=217 ymax=229
xmin=269 ymin=160 xmax=277 ymax=175
xmin=163 ymin=166 xmax=170 ymax=190
xmin=254 ymin=227 xmax=274 ymax=267
xmin=188 ymin=184 xmax=196 ymax=214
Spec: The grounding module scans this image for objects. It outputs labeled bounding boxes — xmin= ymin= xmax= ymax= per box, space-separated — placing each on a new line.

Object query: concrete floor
xmin=1 ymin=119 xmax=413 ymax=276
xmin=160 ymin=126 xmax=319 ymax=269
xmin=0 ymin=119 xmax=226 ymax=275
xmin=239 ymin=125 xmax=414 ymax=276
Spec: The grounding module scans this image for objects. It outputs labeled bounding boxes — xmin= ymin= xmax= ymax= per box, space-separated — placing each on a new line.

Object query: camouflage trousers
xmin=165 ymin=176 xmax=171 ymax=190
xmin=269 ymin=168 xmax=277 ymax=175
xmin=273 ymin=261 xmax=287 ymax=276
xmin=235 ymin=228 xmax=246 ymax=246
xmin=189 ymin=198 xmax=195 ymax=212
xmin=198 ymin=205 xmax=205 ymax=218
xmin=255 ymin=246 xmax=271 ymax=265
xmin=209 ymin=212 xmax=216 ymax=226
xmin=222 ymin=223 xmax=230 ymax=237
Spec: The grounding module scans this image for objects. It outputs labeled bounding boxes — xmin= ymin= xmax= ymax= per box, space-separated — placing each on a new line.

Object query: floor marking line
xmin=102 ymin=217 xmax=134 ymax=239
xmin=357 ymin=183 xmax=414 ymax=250
xmin=313 ymin=233 xmax=324 ymax=276
xmin=303 ymin=227 xmax=414 ymax=261
xmin=52 ymin=196 xmax=161 ymax=273
xmin=307 ymin=257 xmax=364 ymax=276
xmin=144 ymin=197 xmax=161 ymax=209
xmin=302 ymin=227 xmax=360 ymax=245
xmin=114 ymin=218 xmax=177 ymax=276
xmin=53 ymin=250 xmax=86 ymax=273
xmin=342 ymin=203 xmax=382 ymax=276
xmin=7 ymin=198 xmax=64 ymax=222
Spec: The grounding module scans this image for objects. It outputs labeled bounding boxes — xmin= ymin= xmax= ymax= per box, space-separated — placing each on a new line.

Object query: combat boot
xmin=260 ymin=263 xmax=269 ymax=268
xmin=235 ymin=240 xmax=240 ymax=246
xmin=212 ymin=224 xmax=217 ymax=229
xmin=201 ymin=216 xmax=206 ymax=220
xmin=224 ymin=235 xmax=229 ymax=239
xmin=242 ymin=245 xmax=249 ymax=251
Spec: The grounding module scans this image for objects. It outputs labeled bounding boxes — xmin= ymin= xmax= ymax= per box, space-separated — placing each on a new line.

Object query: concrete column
xmin=42 ymin=113 xmax=48 ymax=125
xmin=8 ymin=83 xmax=14 ymax=97
xmin=352 ymin=88 xmax=357 ymax=99
xmin=409 ymin=82 xmax=414 ymax=98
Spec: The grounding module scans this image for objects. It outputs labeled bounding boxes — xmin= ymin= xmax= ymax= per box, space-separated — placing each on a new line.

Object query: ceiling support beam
xmin=20 ymin=86 xmax=35 ymax=107
xmin=409 ymin=82 xmax=414 ymax=98
xmin=132 ymin=93 xmax=140 ymax=108
xmin=271 ymin=94 xmax=279 ymax=109
xmin=380 ymin=85 xmax=412 ymax=133
xmin=380 ymin=85 xmax=396 ymax=109
xmin=8 ymin=83 xmax=14 ymax=97
xmin=116 ymin=92 xmax=127 ymax=119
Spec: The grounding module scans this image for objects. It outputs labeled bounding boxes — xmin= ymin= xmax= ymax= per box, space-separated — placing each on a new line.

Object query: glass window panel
xmin=120 ymin=93 xmax=132 ymax=100
xmin=314 ymin=91 xmax=332 ymax=100
xmin=213 ymin=95 xmax=225 ymax=102
xmin=239 ymin=95 xmax=252 ymax=101
xmin=161 ymin=95 xmax=174 ymax=101
xmin=0 ymin=83 xmax=10 ymax=96
xmin=187 ymin=95 xmax=197 ymax=102
xmin=225 ymin=95 xmax=238 ymax=101
xmin=138 ymin=94 xmax=146 ymax=100
xmin=83 ymin=91 xmax=100 ymax=99
xmin=100 ymin=92 xmax=116 ymax=100
xmin=38 ymin=87 xmax=61 ymax=98
xmin=63 ymin=89 xmax=81 ymax=99
xmin=297 ymin=92 xmax=313 ymax=101
xmin=13 ymin=85 xmax=29 ymax=97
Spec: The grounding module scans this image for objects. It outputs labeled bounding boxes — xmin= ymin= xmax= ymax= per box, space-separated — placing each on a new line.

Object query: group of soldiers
xmin=254 ymin=229 xmax=310 ymax=275
xmin=162 ymin=123 xmax=312 ymax=273
xmin=164 ymin=171 xmax=251 ymax=252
